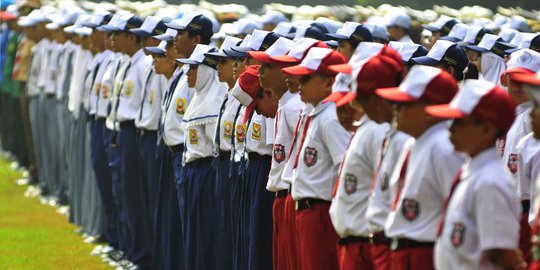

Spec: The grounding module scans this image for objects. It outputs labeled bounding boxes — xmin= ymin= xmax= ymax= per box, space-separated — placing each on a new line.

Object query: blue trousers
xmin=151 ymin=141 xmax=184 ymax=270
xmin=178 ymin=157 xmax=216 ymax=270
xmin=136 ymin=129 xmax=158 ymax=247
xmin=214 ymin=156 xmax=234 ymax=270
xmin=90 ymin=118 xmax=120 ymax=249
xmin=117 ymin=122 xmax=152 ymax=268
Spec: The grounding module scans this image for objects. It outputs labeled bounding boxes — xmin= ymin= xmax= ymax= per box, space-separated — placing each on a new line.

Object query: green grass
xmin=0 ymin=158 xmax=110 ymax=270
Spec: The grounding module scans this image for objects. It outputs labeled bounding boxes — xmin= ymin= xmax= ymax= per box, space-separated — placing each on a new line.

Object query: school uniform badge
xmin=303 ymin=147 xmax=318 ymax=167
xmin=236 ymin=124 xmax=246 ymax=142
xmin=507 ymin=153 xmax=518 ymax=174
xmin=344 ymin=173 xmax=357 ymax=194
xmin=149 ymin=90 xmax=155 ymax=105
xmin=401 ymin=198 xmax=419 ymax=221
xmin=102 ymin=85 xmax=110 ymax=99
xmin=273 ymin=144 xmax=286 ymax=163
xmin=189 ymin=129 xmax=198 ymax=145
xmin=252 ymin=123 xmax=261 ymax=141
xmin=224 ymin=121 xmax=233 ymax=139
xmin=451 ymin=222 xmax=466 ymax=247
xmin=123 ymin=81 xmax=134 ymax=97
xmin=176 ymin=98 xmax=186 ymax=114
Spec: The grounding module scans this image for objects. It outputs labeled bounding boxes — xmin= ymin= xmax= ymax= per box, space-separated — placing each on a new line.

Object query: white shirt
xmin=93 ymin=50 xmax=116 ymax=118
xmin=44 ymin=41 xmax=62 ymax=95
xmin=115 ymin=49 xmax=153 ymax=122
xmin=82 ymin=54 xmax=101 ymax=113
xmin=291 ymin=102 xmax=351 ymax=201
xmin=232 ymin=106 xmax=247 ymax=162
xmin=329 ymin=117 xmax=390 ymax=238
xmin=246 ymin=112 xmax=274 ymax=156
xmin=516 ymin=133 xmax=540 ymax=223
xmin=135 ymin=68 xmax=165 ymax=130
xmin=27 ymin=38 xmax=48 ymax=97
xmin=106 ymin=54 xmax=130 ymax=130
xmin=385 ymin=122 xmax=465 ymax=241
xmin=36 ymin=38 xmax=51 ymax=91
xmin=435 ymin=148 xmax=520 ymax=270
xmin=213 ymin=90 xmax=243 ymax=153
xmin=55 ymin=41 xmax=77 ymax=100
xmin=267 ymin=91 xmax=304 ymax=192
xmin=88 ymin=51 xmax=105 ymax=115
xmin=163 ymin=68 xmax=194 ymax=146
xmin=366 ymin=129 xmax=413 ymax=233
xmin=281 ymin=104 xmax=313 ymax=185
xmin=68 ymin=47 xmax=92 ymax=118
xmin=502 ymin=101 xmax=533 ymax=200
xmin=399 ymin=35 xmax=413 ymax=43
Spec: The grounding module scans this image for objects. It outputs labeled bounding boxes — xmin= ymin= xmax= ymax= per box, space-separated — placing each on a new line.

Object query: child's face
xmin=394 ymin=101 xmax=430 ymax=138
xmin=336 ymin=104 xmax=361 ymax=132
xmin=259 ymin=62 xmax=287 ymax=91
xmin=337 ymin=40 xmax=354 ymax=61
xmin=254 ymin=89 xmax=279 ymax=117
xmin=531 ymin=105 xmax=540 ymax=139
xmin=449 ymin=117 xmax=482 ymax=154
xmin=357 ymin=94 xmax=393 ymax=124
xmin=174 ymin=30 xmax=197 ymax=58
xmin=217 ymin=57 xmax=235 ymax=85
xmin=154 ymin=55 xmax=172 ymax=75
xmin=285 ymin=73 xmax=301 ymax=93
xmin=187 ymin=65 xmax=198 ymax=88
xmin=507 ymin=78 xmax=530 ymax=105
xmin=298 ymin=73 xmax=333 ymax=105
xmin=233 ymin=57 xmax=247 ymax=80
xmin=142 ymin=37 xmax=160 ymax=52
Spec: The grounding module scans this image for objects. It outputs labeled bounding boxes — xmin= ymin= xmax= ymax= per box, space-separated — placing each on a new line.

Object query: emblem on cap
xmin=519 ymin=51 xmax=532 ymax=64
xmin=401 ymin=198 xmax=419 ymax=221
xmin=303 ymin=147 xmax=318 ymax=167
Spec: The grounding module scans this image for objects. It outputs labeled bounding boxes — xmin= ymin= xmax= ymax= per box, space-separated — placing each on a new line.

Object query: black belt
xmin=248 ymin=152 xmax=271 ymax=161
xmin=119 ymin=120 xmax=135 ymax=129
xmin=138 ymin=128 xmax=157 ymax=137
xmin=369 ymin=231 xmax=391 ymax=245
xmin=295 ymin=198 xmax=331 ymax=211
xmin=522 ymin=200 xmax=531 ymax=214
xmin=95 ymin=117 xmax=106 ymax=123
xmin=390 ymin=238 xmax=434 ymax=251
xmin=185 ymin=156 xmax=213 ymax=168
xmin=275 ymin=189 xmax=288 ymax=198
xmin=46 ymin=93 xmax=55 ymax=98
xmin=218 ymin=151 xmax=231 ymax=160
xmin=338 ymin=236 xmax=370 ymax=245
xmin=168 ymin=144 xmax=183 ymax=153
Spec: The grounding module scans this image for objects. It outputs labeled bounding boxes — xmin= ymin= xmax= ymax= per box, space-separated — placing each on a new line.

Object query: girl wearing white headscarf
xmin=478 ymin=51 xmax=506 ymax=85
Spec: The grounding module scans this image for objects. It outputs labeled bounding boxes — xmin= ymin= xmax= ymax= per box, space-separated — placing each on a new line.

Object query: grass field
xmin=0 ymin=157 xmax=110 ymax=270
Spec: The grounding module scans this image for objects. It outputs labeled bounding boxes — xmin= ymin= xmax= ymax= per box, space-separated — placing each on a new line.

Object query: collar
xmin=278 ymin=90 xmax=295 ymax=107
xmin=462 ymin=147 xmax=498 ymax=180
xmin=130 ymin=48 xmax=145 ymax=64
xmin=516 ymin=101 xmax=533 ymax=115
xmin=309 ymin=101 xmax=333 ymax=117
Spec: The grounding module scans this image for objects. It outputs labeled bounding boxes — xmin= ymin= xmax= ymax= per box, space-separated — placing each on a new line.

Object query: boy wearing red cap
xmin=376 ymin=65 xmax=465 ymax=270
xmin=426 ymin=79 xmax=525 ymax=270
xmin=281 ymin=47 xmax=350 ymax=269
xmin=328 ymin=53 xmax=403 ymax=270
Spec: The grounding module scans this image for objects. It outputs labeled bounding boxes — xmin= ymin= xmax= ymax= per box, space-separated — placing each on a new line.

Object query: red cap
xmin=426 ymin=79 xmax=516 ymax=133
xmin=0 ymin=11 xmax=16 ymax=21
xmin=512 ymin=72 xmax=540 ymax=86
xmin=281 ymin=47 xmax=347 ymax=76
xmin=376 ymin=65 xmax=458 ymax=104
xmin=329 ymin=44 xmax=403 ymax=74
xmin=270 ymin=38 xmax=328 ymax=65
xmin=233 ymin=65 xmax=262 ymax=123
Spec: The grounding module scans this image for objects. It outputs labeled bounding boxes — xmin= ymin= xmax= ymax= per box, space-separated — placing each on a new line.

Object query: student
xmin=280 ymin=47 xmax=350 ymax=270
xmin=499 ymin=48 xmax=540 ymax=262
xmin=422 ymin=16 xmax=458 ymax=49
xmin=386 ymin=12 xmax=413 ymax=43
xmin=426 ymin=79 xmax=525 ymax=270
xmin=177 ymin=44 xmax=227 ymax=270
xmin=327 ymin=53 xmax=403 ymax=270
xmin=376 ymin=65 xmax=465 ymax=270
xmin=465 ymin=34 xmax=514 ymax=85
xmin=325 ymin=22 xmax=373 ymax=61
xmin=412 ymin=39 xmax=470 ymax=83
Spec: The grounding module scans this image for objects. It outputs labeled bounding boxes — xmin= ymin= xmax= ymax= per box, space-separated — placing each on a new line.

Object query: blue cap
xmin=412 ymin=40 xmax=468 ymax=74
xmin=465 ymin=34 xmax=515 ymax=58
xmin=230 ymin=30 xmax=279 ymax=54
xmin=326 ymin=22 xmax=373 ymax=47
xmin=165 ymin=13 xmax=214 ymax=40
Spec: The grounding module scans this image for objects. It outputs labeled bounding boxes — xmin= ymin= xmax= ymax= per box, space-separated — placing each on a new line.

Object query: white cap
xmin=506 ymin=15 xmax=530 ymax=33
xmin=386 ymin=12 xmax=410 ymax=29
xmin=506 ymin=49 xmax=540 ymax=73
xmin=463 ymin=26 xmax=483 ymax=44
xmin=499 ymin=28 xmax=518 ymax=43
xmin=349 ymin=42 xmax=385 ymax=64
xmin=476 ymin=34 xmax=501 ymax=51
xmin=264 ymin=37 xmax=295 ymax=56
xmin=388 ymin=41 xmax=424 ymax=62
xmin=261 ymin=10 xmax=288 ymax=25
xmin=177 ymin=44 xmax=215 ymax=65
xmin=449 ymin=80 xmax=497 ymax=114
xmin=447 ymin=23 xmax=469 ymax=41
xmin=226 ymin=18 xmax=261 ymax=36
xmin=365 ymin=24 xmax=388 ymax=41
xmin=218 ymin=36 xmax=242 ymax=53
xmin=132 ymin=16 xmax=161 ymax=34
xmin=273 ymin=22 xmax=294 ymax=37
xmin=397 ymin=65 xmax=444 ymax=99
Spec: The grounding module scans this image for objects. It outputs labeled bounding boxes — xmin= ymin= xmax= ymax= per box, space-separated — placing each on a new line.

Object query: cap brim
xmin=1 ymin=13 xmax=16 ymax=21
xmin=325 ymin=33 xmax=349 ymax=41
xmin=501 ymin=67 xmax=535 ymax=85
xmin=328 ymin=63 xmax=353 ymax=74
xmin=323 ymin=91 xmax=347 ymax=104
xmin=153 ymin=33 xmax=174 ymax=41
xmin=375 ymin=87 xmax=417 ymax=102
xmin=422 ymin=25 xmax=441 ymax=32
xmin=130 ymin=28 xmax=152 ymax=37
xmin=425 ymin=104 xmax=466 ymax=119
xmin=337 ymin=92 xmax=357 ymax=107
xmin=511 ymin=73 xmax=540 ymax=86
xmin=269 ymin=55 xmax=300 ymax=64
xmin=231 ymin=46 xmax=251 ymax=54
xmin=281 ymin=65 xmax=316 ymax=76
xmin=165 ymin=22 xmax=185 ymax=30
xmin=144 ymin=46 xmax=165 ymax=55
xmin=439 ymin=36 xmax=461 ymax=42
xmin=248 ymin=51 xmax=271 ymax=63
xmin=411 ymin=56 xmax=440 ymax=66
xmin=505 ymin=48 xmax=520 ymax=54
xmin=464 ymin=45 xmax=489 ymax=53
xmin=96 ymin=25 xmax=117 ymax=33
xmin=223 ymin=48 xmax=247 ymax=58
xmin=205 ymin=51 xmax=229 ymax=58
xmin=176 ymin=58 xmax=200 ymax=65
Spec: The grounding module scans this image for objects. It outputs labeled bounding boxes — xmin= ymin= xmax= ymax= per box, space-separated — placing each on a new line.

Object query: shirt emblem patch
xmin=273 ymin=144 xmax=286 ymax=163
xmin=507 ymin=153 xmax=518 ymax=174
xmin=149 ymin=90 xmax=155 ymax=105
xmin=344 ymin=173 xmax=357 ymax=194
xmin=236 ymin=124 xmax=246 ymax=142
xmin=176 ymin=98 xmax=186 ymax=115
xmin=252 ymin=123 xmax=261 ymax=141
xmin=224 ymin=121 xmax=233 ymax=139
xmin=401 ymin=198 xmax=419 ymax=221
xmin=451 ymin=222 xmax=466 ymax=247
xmin=123 ymin=80 xmax=134 ymax=97
xmin=189 ymin=129 xmax=198 ymax=145
xmin=303 ymin=147 xmax=318 ymax=167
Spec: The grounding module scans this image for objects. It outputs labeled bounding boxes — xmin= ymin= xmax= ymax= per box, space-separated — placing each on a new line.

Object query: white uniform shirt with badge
xmin=366 ymin=128 xmax=413 ymax=233
xmin=291 ymin=102 xmax=351 ymax=202
xmin=267 ymin=91 xmax=304 ymax=192
xmin=329 ymin=116 xmax=390 ymax=238
xmin=82 ymin=54 xmax=101 ymax=113
xmin=27 ymin=38 xmax=49 ymax=97
xmin=106 ymin=54 xmax=130 ymax=130
xmin=434 ymin=148 xmax=520 ymax=270
xmin=385 ymin=122 xmax=465 ymax=241
xmin=43 ymin=40 xmax=61 ymax=95
xmin=232 ymin=106 xmax=247 ymax=162
xmin=281 ymin=104 xmax=313 ymax=185
xmin=115 ymin=49 xmax=153 ymax=122
xmin=56 ymin=40 xmax=77 ymax=100
xmin=37 ymin=38 xmax=51 ymax=91
xmin=88 ymin=51 xmax=105 ymax=115
xmin=214 ymin=90 xmax=243 ymax=152
xmin=68 ymin=47 xmax=92 ymax=118
xmin=516 ymin=133 xmax=540 ymax=223
xmin=93 ymin=50 xmax=115 ymax=118
xmin=246 ymin=112 xmax=274 ymax=156
xmin=135 ymin=67 xmax=166 ymax=130
xmin=163 ymin=67 xmax=194 ymax=146
xmin=502 ymin=101 xmax=533 ymax=200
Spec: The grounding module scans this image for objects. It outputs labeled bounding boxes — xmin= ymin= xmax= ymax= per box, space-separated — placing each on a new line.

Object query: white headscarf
xmin=182 ymin=64 xmax=227 ymax=128
xmin=480 ymin=52 xmax=506 ymax=85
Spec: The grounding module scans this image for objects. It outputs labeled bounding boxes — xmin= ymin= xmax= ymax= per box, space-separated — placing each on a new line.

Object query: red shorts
xmin=391 ymin=247 xmax=434 ymax=270
xmin=337 ymin=240 xmax=373 ymax=270
xmin=520 ymin=211 xmax=532 ymax=263
xmin=272 ymin=196 xmax=287 ymax=270
xmin=284 ymin=194 xmax=300 ymax=270
xmin=296 ymin=203 xmax=339 ymax=270
xmin=371 ymin=243 xmax=391 ymax=270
